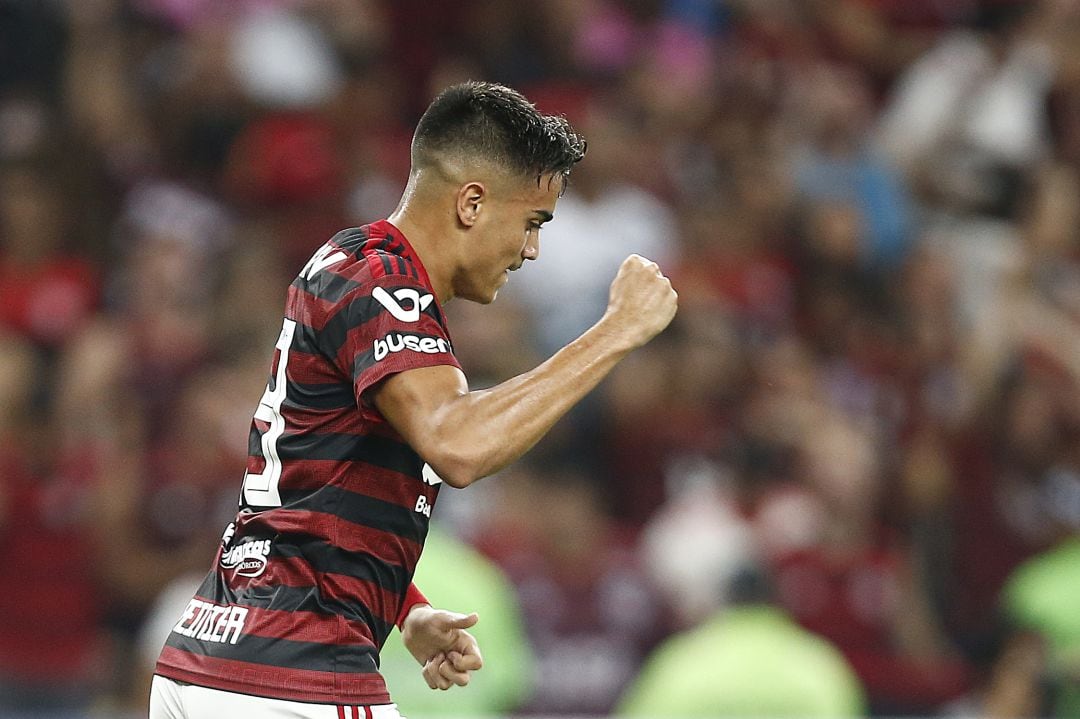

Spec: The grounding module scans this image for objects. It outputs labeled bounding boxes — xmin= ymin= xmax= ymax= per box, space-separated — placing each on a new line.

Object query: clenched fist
xmin=602 ymin=254 xmax=678 ymax=350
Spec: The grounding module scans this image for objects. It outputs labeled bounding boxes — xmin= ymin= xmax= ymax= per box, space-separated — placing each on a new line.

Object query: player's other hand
xmin=401 ymin=606 xmax=483 ymax=690
xmin=602 ymin=254 xmax=678 ymax=350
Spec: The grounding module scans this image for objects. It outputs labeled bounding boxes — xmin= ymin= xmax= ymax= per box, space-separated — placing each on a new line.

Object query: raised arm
xmin=372 ymin=255 xmax=677 ymax=488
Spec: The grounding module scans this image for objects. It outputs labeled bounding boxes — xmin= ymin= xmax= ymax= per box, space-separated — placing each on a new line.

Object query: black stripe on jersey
xmin=278 ymin=486 xmax=427 ymax=541
xmin=274 ymin=536 xmax=411 ymax=592
xmin=164 ymin=631 xmax=380 ymax=674
xmin=376 ymin=251 xmax=393 ymax=276
xmin=247 ymin=425 xmax=266 ymax=460
xmin=350 ymin=331 xmax=454 ymax=380
xmin=317 ymin=295 xmax=385 ymax=356
xmin=276 ymin=431 xmax=420 ymax=477
xmin=230 ymin=581 xmax=394 ymax=641
xmin=329 ymin=227 xmax=370 ymax=253
xmin=283 ymin=380 xmax=356 ymax=411
xmin=291 ymin=322 xmax=325 ymax=358
xmin=293 ymin=270 xmax=363 ymax=306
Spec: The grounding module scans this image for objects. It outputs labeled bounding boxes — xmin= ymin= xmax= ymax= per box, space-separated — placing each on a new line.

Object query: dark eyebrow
xmin=534 ymin=210 xmax=554 ymax=223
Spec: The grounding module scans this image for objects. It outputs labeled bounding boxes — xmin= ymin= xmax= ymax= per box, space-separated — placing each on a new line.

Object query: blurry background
xmin=1 ymin=0 xmax=1080 ymax=717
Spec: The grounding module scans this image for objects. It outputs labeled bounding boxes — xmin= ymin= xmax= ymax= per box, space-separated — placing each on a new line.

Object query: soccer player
xmin=149 ymin=81 xmax=677 ymax=718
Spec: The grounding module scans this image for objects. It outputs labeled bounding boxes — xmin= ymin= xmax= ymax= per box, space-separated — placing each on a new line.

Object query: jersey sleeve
xmin=331 ymin=275 xmax=461 ymax=406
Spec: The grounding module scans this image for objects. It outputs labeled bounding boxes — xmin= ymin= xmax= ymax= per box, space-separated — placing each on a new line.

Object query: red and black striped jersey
xmin=155 ymin=220 xmax=460 ymax=705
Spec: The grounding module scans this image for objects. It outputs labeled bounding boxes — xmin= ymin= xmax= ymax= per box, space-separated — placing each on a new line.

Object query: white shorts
xmin=150 ymin=675 xmax=406 ymax=719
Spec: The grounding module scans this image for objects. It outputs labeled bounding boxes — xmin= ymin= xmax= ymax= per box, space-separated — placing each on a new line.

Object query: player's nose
xmin=522 ymin=237 xmax=539 ymax=262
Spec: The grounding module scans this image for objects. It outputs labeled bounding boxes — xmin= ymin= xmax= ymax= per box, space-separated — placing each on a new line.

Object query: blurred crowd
xmin=2 ymin=0 xmax=1080 ymax=717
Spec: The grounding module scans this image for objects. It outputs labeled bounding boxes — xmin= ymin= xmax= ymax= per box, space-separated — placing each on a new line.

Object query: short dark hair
xmin=412 ymin=81 xmax=586 ymax=189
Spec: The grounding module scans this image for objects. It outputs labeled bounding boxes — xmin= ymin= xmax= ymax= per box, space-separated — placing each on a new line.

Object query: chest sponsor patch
xmin=220 ymin=539 xmax=272 ymax=578
xmin=373 ymin=332 xmax=452 ymax=361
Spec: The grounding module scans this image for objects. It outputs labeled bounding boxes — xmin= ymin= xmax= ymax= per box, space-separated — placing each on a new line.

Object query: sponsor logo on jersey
xmin=300 ymin=242 xmax=347 ymax=280
xmin=414 ymin=494 xmax=432 ymax=517
xmin=220 ymin=539 xmax=272 ymax=578
xmin=372 ymin=286 xmax=434 ymax=322
xmin=173 ymin=599 xmax=248 ymax=645
xmin=372 ymin=333 xmax=452 ymax=361
xmin=421 ymin=463 xmax=443 ymax=486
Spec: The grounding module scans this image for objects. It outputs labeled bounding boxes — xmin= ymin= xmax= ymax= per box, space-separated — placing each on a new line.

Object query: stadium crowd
xmin=1 ymin=0 xmax=1079 ymax=716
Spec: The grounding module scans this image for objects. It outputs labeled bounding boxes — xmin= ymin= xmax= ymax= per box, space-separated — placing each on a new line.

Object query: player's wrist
xmin=591 ymin=313 xmax=643 ymax=355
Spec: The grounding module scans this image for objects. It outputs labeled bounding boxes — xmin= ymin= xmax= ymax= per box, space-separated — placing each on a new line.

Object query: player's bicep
xmin=371 ymin=364 xmax=470 ymax=464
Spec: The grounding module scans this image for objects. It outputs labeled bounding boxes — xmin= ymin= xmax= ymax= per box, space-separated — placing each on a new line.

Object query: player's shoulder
xmin=298 ymin=226 xmax=421 ymax=288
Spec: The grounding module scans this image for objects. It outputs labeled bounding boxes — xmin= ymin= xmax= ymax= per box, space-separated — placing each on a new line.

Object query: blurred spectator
xmin=617 ymin=564 xmax=866 ymax=718
xmin=0 ymin=333 xmax=105 ymax=716
xmin=474 ymin=460 xmax=668 ymax=715
xmin=789 ymin=64 xmax=915 ymax=269
xmin=0 ymin=164 xmax=100 ymax=351
xmin=638 ymin=463 xmax=755 ymax=629
xmin=763 ymin=415 xmax=970 ymax=715
xmin=877 ymin=1 xmax=1052 ymax=215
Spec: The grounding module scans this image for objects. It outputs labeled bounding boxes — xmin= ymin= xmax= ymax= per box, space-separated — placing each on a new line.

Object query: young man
xmin=150 ymin=81 xmax=677 ymax=718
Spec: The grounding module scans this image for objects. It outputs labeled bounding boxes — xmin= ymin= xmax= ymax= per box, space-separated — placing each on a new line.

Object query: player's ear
xmin=456 ymin=181 xmax=485 ymax=228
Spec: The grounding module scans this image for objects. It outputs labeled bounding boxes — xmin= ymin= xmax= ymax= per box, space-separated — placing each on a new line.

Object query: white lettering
xmin=208 ymin=607 xmax=230 ymax=642
xmin=222 ymin=607 xmax=249 ymax=644
xmin=197 ymin=606 xmax=227 ymax=641
xmin=173 ymin=600 xmax=198 ymax=636
xmin=371 ymin=333 xmax=451 ymax=362
xmin=414 ymin=495 xmax=431 ymax=517
xmin=172 ymin=600 xmax=249 ymax=645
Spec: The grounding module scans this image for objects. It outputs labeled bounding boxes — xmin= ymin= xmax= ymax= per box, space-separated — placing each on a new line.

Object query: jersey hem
xmin=154 ymin=664 xmax=391 ymax=706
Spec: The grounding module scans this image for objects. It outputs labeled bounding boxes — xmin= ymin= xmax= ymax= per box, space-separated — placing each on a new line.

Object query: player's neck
xmin=386 ymin=209 xmax=455 ymax=304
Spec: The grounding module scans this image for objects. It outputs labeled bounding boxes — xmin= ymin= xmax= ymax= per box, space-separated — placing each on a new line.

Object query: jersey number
xmin=242 ymin=318 xmax=297 ymax=508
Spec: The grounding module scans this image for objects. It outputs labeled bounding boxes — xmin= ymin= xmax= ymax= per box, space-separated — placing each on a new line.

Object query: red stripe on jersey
xmin=279 ymin=460 xmax=433 ymax=513
xmin=238 ymin=509 xmax=422 ymax=568
xmin=366 ymin=252 xmax=387 ymax=279
xmin=338 ymin=707 xmax=346 ymax=719
xmin=229 ymin=603 xmax=376 ymax=646
xmin=156 ymin=646 xmax=391 ymax=705
xmin=278 ymin=406 xmax=371 ymax=436
xmin=280 ymin=346 xmax=348 ymax=385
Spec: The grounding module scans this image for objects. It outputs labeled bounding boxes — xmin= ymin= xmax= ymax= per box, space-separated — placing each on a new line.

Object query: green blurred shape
xmin=616 ymin=605 xmax=865 ymax=718
xmin=1004 ymin=535 xmax=1080 ymax=718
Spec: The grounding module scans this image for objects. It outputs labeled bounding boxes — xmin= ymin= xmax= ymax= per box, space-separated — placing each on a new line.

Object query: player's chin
xmin=462 ymin=283 xmax=501 ymax=304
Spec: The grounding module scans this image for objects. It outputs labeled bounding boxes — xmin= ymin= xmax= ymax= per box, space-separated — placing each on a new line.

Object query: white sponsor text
xmin=172 ymin=599 xmax=248 ymax=644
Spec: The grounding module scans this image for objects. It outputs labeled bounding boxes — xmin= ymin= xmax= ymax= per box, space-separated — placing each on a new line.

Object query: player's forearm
xmin=428 ymin=318 xmax=632 ymax=486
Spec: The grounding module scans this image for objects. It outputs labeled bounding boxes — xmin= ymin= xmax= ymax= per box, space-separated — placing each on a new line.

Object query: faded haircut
xmin=411 ymin=81 xmax=586 ymax=191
